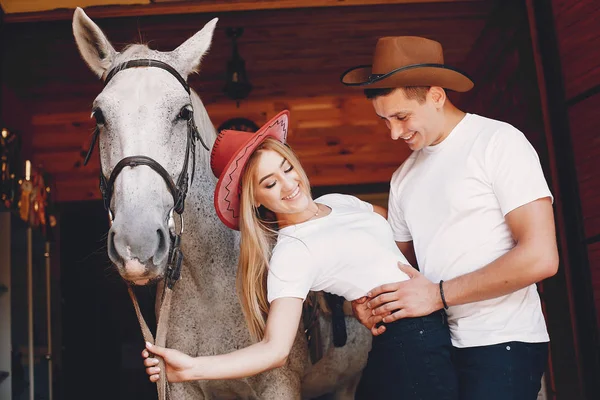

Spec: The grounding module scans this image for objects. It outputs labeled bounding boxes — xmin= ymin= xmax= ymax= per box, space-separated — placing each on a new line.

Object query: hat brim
xmin=341 ymin=63 xmax=474 ymax=92
xmin=214 ymin=111 xmax=289 ymax=230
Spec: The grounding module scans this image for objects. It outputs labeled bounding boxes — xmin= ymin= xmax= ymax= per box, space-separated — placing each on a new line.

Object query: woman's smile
xmin=282 ymin=185 xmax=301 ymax=201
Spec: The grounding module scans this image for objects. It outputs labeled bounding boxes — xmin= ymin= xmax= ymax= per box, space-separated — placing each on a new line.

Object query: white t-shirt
xmin=267 ymin=193 xmax=410 ymax=303
xmin=388 ymin=113 xmax=553 ymax=348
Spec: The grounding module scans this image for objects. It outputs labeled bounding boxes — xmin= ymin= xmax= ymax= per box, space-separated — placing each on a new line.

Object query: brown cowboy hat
xmin=340 ymin=36 xmax=474 ymax=92
xmin=211 ymin=110 xmax=289 ymax=230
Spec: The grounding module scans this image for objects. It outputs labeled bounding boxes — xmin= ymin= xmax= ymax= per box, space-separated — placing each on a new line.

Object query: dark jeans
xmin=356 ymin=310 xmax=458 ymax=400
xmin=454 ymin=341 xmax=548 ymax=400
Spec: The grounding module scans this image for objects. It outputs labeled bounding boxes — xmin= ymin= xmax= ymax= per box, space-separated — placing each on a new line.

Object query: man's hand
xmin=142 ymin=342 xmax=197 ymax=383
xmin=367 ymin=262 xmax=442 ymax=322
xmin=351 ymin=296 xmax=388 ymax=336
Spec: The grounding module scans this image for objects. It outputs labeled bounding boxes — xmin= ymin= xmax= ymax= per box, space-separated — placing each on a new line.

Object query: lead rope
xmin=84 ymin=59 xmax=200 ymax=400
xmin=128 ymin=285 xmax=173 ymax=400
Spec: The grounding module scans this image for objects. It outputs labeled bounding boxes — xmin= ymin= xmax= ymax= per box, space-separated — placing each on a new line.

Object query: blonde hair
xmin=237 ymin=138 xmax=311 ymax=341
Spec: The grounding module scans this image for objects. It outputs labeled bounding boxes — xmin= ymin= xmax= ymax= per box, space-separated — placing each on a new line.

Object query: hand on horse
xmin=351 ymin=296 xmax=388 ymax=336
xmin=142 ymin=342 xmax=196 ymax=383
xmin=366 ymin=262 xmax=442 ymax=323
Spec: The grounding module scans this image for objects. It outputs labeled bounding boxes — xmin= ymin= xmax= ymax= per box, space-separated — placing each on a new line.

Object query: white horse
xmin=72 ymin=8 xmax=371 ymax=400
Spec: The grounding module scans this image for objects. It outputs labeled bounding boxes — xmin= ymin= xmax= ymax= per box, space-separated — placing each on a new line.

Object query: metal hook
xmin=167 ymin=208 xmax=184 ymax=236
xmin=108 ymin=209 xmax=114 ymax=226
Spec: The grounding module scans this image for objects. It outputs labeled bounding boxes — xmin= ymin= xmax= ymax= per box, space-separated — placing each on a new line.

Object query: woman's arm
xmin=142 ymin=297 xmax=304 ymax=382
xmin=372 ymin=204 xmax=388 ymax=219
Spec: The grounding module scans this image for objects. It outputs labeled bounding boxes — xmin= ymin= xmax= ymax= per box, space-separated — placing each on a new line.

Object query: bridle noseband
xmin=83 ymin=58 xmax=209 ymax=288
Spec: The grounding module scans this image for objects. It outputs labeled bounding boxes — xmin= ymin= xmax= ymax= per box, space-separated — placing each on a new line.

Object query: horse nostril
xmin=155 ymin=229 xmax=168 ymax=264
xmin=107 ymin=231 xmax=123 ymax=265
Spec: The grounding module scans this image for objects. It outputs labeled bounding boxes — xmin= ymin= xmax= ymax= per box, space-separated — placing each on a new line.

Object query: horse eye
xmin=178 ymin=106 xmax=193 ymax=121
xmin=92 ymin=108 xmax=106 ymax=125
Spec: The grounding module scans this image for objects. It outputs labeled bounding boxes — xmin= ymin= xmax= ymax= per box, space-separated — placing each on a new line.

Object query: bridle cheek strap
xmin=84 ymin=58 xmax=204 ymax=400
xmin=82 ymin=58 xmax=211 ymax=216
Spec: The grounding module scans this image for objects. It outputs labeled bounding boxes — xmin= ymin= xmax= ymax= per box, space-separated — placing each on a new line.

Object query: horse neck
xmin=179 ymin=92 xmax=240 ymax=283
xmin=190 ymin=91 xmax=215 ymax=169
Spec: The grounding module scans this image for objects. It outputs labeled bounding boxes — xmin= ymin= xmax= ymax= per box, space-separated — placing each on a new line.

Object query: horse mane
xmin=115 ymin=44 xmax=156 ymax=62
xmin=190 ymin=90 xmax=217 ymax=169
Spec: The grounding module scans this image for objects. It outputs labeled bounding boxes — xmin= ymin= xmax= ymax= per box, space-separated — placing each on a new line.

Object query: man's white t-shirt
xmin=388 ymin=113 xmax=553 ymax=348
xmin=267 ymin=193 xmax=410 ymax=303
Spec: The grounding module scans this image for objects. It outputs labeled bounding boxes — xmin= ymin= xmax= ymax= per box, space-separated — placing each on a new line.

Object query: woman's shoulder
xmin=272 ymin=236 xmax=312 ymax=260
xmin=315 ymin=193 xmax=372 ymax=212
xmin=315 ymin=193 xmax=358 ymax=207
xmin=269 ymin=237 xmax=315 ymax=277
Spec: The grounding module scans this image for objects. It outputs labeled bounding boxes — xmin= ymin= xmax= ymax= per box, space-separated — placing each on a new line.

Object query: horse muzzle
xmin=107 ymin=217 xmax=170 ymax=284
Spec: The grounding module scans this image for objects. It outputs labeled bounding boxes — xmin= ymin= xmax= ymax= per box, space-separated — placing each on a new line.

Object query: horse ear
xmin=72 ymin=7 xmax=116 ymax=78
xmin=171 ymin=18 xmax=219 ymax=77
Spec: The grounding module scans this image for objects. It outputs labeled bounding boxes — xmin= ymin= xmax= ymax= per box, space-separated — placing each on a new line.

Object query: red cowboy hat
xmin=211 ymin=110 xmax=289 ymax=230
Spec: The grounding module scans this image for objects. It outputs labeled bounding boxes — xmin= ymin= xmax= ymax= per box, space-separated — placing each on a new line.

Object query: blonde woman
xmin=142 ymin=111 xmax=458 ymax=399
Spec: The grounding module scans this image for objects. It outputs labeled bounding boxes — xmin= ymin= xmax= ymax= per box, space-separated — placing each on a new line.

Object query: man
xmin=341 ymin=36 xmax=558 ymax=399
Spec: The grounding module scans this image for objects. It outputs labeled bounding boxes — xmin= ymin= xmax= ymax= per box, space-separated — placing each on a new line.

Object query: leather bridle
xmin=82 ymin=59 xmax=213 ymax=400
xmin=83 ymin=58 xmax=210 ymax=289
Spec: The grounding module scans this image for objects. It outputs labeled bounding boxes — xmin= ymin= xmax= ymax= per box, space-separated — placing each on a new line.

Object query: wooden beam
xmin=0 ymin=0 xmax=148 ymax=14
xmin=4 ymin=0 xmax=484 ymax=23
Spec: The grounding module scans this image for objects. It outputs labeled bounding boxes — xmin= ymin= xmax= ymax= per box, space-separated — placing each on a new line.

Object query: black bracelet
xmin=439 ymin=280 xmax=449 ymax=310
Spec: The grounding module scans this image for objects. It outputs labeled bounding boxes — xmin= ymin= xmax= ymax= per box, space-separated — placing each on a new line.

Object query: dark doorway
xmin=58 ymin=200 xmax=156 ymax=399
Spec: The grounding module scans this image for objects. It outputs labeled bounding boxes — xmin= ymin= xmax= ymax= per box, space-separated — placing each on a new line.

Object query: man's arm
xmin=371 ymin=204 xmax=418 ymax=268
xmin=396 ymin=241 xmax=418 ymax=269
xmin=367 ymin=197 xmax=559 ymax=322
xmin=441 ymin=197 xmax=558 ymax=306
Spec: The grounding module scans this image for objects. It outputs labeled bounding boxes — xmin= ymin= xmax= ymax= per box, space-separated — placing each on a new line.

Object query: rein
xmin=84 ymin=59 xmax=207 ymax=400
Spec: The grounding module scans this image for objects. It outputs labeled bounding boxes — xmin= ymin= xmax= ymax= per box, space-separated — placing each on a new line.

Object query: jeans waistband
xmin=386 ymin=309 xmax=447 ymax=327
xmin=373 ymin=310 xmax=448 ymax=345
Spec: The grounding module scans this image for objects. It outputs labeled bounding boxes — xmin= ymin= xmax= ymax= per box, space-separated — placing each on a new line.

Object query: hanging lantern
xmin=223 ymin=27 xmax=252 ymax=106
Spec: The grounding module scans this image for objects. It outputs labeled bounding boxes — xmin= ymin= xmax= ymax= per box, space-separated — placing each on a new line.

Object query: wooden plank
xmin=33 ymin=149 xmax=99 ymax=174
xmin=3 ymin=2 xmax=497 ymax=203
xmin=28 ymin=92 xmax=408 ymax=202
xmin=551 ymin=0 xmax=600 ymax=100
xmin=568 ymin=93 xmax=600 ymax=239
xmin=54 ymin=177 xmax=102 ymax=202
xmin=2 ymin=3 xmax=491 ymax=110
xmin=3 ymin=0 xmax=485 ymax=22
xmin=0 ymin=0 xmax=148 ymax=14
xmin=588 ymin=242 xmax=600 ymax=333
xmin=50 ymin=160 xmax=399 ymax=202
xmin=0 ymin=84 xmax=34 ymax=158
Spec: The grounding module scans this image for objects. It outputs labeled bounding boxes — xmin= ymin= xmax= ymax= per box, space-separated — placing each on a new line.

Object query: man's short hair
xmin=364 ymin=86 xmax=431 ymax=103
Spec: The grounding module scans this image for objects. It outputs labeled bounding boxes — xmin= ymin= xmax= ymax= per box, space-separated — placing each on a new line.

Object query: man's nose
xmin=390 ymin=125 xmax=404 ymax=140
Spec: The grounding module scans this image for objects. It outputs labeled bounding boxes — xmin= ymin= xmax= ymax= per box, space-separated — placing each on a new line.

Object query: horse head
xmin=73 ymin=8 xmax=217 ymax=285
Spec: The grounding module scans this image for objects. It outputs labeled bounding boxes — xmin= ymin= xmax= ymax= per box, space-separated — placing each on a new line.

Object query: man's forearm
xmin=442 ymin=241 xmax=558 ymax=307
xmin=368 ymin=199 xmax=558 ymax=322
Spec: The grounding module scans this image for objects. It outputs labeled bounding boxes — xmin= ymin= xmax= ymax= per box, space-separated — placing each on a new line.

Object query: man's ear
xmin=429 ymin=86 xmax=447 ymax=108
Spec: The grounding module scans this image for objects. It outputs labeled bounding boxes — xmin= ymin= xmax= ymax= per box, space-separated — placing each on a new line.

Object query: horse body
xmin=72 ymin=8 xmax=370 ymax=399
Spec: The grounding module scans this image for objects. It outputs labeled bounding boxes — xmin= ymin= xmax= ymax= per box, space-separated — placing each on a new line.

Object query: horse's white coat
xmin=73 ymin=8 xmax=370 ymax=399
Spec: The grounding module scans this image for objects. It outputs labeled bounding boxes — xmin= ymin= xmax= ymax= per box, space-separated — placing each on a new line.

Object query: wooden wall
xmin=551 ymin=0 xmax=600 ymax=340
xmin=3 ymin=1 xmax=592 ymax=398
xmin=454 ymin=2 xmax=569 ymax=398
xmin=526 ymin=0 xmax=600 ymax=398
xmin=0 ymin=1 xmax=496 ymax=202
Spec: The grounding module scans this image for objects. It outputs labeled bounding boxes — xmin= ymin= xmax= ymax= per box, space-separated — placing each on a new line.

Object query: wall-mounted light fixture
xmin=223 ymin=27 xmax=252 ymax=107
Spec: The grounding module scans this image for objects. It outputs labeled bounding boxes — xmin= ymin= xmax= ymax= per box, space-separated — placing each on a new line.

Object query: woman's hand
xmin=142 ymin=342 xmax=197 ymax=383
xmin=140 ymin=298 xmax=303 ymax=382
xmin=351 ymin=296 xmax=387 ymax=336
